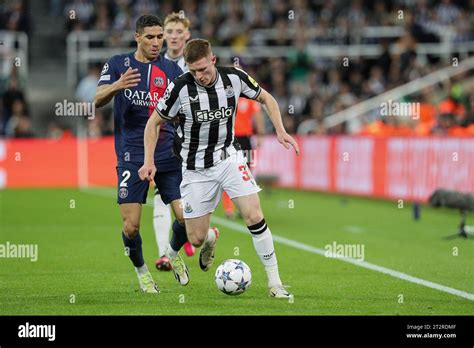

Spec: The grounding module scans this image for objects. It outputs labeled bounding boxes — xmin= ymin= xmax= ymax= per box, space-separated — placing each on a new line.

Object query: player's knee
xmin=188 ymin=231 xmax=206 ymax=247
xmin=123 ymin=220 xmax=140 ymax=238
xmin=243 ymin=211 xmax=264 ymax=227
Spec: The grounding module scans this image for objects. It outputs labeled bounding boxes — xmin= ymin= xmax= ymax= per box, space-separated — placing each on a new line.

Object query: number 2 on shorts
xmin=120 ymin=170 xmax=131 ymax=187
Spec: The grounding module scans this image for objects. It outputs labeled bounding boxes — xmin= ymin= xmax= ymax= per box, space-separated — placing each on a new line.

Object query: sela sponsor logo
xmin=55 ymin=100 xmax=95 ymax=120
xmin=18 ymin=322 xmax=56 ymax=341
xmin=124 ymin=89 xmax=161 ymax=107
xmin=324 ymin=241 xmax=365 ymax=262
xmin=194 ymin=106 xmax=234 ymax=122
xmin=0 ymin=241 xmax=38 ymax=262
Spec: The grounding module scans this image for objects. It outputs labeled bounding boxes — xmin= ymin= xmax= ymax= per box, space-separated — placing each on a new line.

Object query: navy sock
xmin=122 ymin=231 xmax=145 ymax=268
xmin=170 ymin=220 xmax=187 ymax=252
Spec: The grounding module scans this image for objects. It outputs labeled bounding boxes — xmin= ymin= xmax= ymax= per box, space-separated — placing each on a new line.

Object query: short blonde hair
xmin=164 ymin=11 xmax=191 ymax=29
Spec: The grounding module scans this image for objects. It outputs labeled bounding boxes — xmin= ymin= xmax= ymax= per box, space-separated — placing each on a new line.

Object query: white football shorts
xmin=180 ymin=151 xmax=261 ymax=219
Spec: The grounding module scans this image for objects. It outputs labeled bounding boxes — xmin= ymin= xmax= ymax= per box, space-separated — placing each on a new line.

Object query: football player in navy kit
xmin=94 ymin=15 xmax=191 ymax=293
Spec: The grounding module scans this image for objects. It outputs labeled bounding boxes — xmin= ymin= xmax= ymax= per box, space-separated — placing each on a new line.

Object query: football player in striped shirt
xmin=139 ymin=39 xmax=299 ymax=298
xmin=153 ymin=11 xmax=198 ymax=271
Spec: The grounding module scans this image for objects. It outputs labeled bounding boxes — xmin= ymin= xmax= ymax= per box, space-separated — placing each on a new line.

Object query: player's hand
xmin=115 ymin=67 xmax=141 ymax=90
xmin=277 ymin=131 xmax=300 ymax=155
xmin=138 ymin=163 xmax=156 ymax=182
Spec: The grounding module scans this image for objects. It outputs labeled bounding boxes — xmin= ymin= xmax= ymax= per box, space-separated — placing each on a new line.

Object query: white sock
xmin=206 ymin=228 xmax=216 ymax=243
xmin=167 ymin=243 xmax=178 ymax=258
xmin=136 ymin=264 xmax=149 ymax=275
xmin=153 ymin=194 xmax=172 ymax=257
xmin=248 ymin=220 xmax=282 ymax=288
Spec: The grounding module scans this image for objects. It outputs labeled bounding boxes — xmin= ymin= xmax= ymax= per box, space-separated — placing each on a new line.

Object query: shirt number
xmin=239 ymin=165 xmax=251 ymax=181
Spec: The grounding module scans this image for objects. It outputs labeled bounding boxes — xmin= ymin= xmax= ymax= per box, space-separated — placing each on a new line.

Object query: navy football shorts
xmin=116 ymin=163 xmax=182 ymax=205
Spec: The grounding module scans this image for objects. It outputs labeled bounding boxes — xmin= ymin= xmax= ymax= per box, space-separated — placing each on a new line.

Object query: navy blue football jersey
xmin=98 ymin=52 xmax=183 ymax=171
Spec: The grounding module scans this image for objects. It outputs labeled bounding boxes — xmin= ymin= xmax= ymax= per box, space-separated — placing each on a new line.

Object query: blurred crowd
xmin=0 ymin=0 xmax=30 ymax=33
xmin=1 ymin=0 xmax=474 ymax=138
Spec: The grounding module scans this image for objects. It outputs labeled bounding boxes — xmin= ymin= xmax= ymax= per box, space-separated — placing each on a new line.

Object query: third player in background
xmin=153 ymin=11 xmax=217 ymax=270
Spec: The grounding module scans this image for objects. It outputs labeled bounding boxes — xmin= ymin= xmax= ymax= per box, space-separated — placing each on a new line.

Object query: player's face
xmin=164 ymin=22 xmax=190 ymax=53
xmin=187 ymin=55 xmax=217 ymax=86
xmin=135 ymin=26 xmax=164 ymax=60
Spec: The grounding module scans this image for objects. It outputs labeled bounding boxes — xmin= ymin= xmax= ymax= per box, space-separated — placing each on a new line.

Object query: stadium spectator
xmin=269 ymin=0 xmax=288 ymax=25
xmin=1 ymin=77 xmax=25 ymax=135
xmin=245 ymin=0 xmax=271 ymax=30
xmin=5 ymin=99 xmax=33 ymax=138
xmin=436 ymin=0 xmax=461 ymax=26
xmin=377 ymin=40 xmax=392 ymax=76
xmin=266 ymin=19 xmax=291 ymax=46
xmin=288 ymin=33 xmax=312 ymax=82
xmin=90 ymin=0 xmax=112 ymax=31
xmin=87 ymin=112 xmax=104 ymax=138
xmin=112 ymin=0 xmax=134 ymax=32
xmin=370 ymin=1 xmax=391 ymax=26
xmin=47 ymin=121 xmax=66 ymax=139
xmin=75 ymin=64 xmax=101 ymax=103
xmin=414 ymin=88 xmax=438 ymax=136
xmin=216 ymin=4 xmax=245 ymax=46
xmin=0 ymin=0 xmax=30 ymax=33
xmin=366 ymin=66 xmax=386 ymax=96
xmin=64 ymin=0 xmax=94 ymax=31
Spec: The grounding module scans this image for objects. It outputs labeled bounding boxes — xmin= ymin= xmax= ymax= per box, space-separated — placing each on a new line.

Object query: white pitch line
xmin=343 ymin=225 xmax=364 ymax=233
xmin=82 ymin=188 xmax=474 ymax=301
xmin=209 ymin=217 xmax=474 ymax=302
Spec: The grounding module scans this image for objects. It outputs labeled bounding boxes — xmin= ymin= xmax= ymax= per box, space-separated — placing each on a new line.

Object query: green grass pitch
xmin=0 ymin=187 xmax=473 ymax=315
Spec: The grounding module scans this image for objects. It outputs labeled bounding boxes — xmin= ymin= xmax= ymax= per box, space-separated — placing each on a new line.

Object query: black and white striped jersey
xmin=156 ymin=66 xmax=261 ymax=170
xmin=164 ymin=53 xmax=188 ymax=72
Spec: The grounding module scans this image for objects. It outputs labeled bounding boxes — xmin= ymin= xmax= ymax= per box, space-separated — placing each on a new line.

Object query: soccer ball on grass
xmin=215 ymin=259 xmax=252 ymax=295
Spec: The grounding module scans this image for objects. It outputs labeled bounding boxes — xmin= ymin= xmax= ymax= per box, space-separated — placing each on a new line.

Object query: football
xmin=215 ymin=259 xmax=252 ymax=295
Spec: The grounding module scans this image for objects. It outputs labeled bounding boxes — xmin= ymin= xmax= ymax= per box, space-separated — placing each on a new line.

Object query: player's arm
xmin=94 ymin=67 xmax=141 ymax=108
xmin=138 ymin=110 xmax=166 ymax=181
xmin=256 ymin=88 xmax=300 ymax=155
xmin=138 ymin=80 xmax=181 ymax=181
xmin=253 ymin=105 xmax=265 ymax=147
